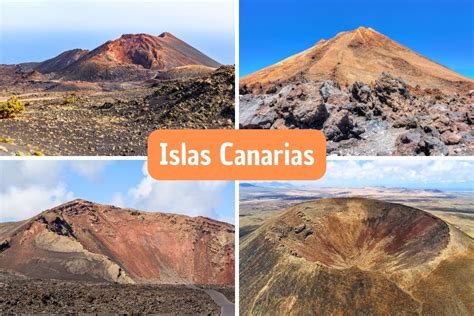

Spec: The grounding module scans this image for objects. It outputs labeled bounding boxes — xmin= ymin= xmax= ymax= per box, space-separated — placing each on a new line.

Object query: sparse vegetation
xmin=63 ymin=94 xmax=77 ymax=105
xmin=0 ymin=137 xmax=13 ymax=144
xmin=0 ymin=96 xmax=25 ymax=118
xmin=15 ymin=150 xmax=44 ymax=156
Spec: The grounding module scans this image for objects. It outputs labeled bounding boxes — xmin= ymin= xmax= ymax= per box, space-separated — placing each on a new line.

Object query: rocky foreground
xmin=0 ymin=65 xmax=234 ymax=156
xmin=240 ymin=73 xmax=473 ymax=156
xmin=0 ymin=275 xmax=225 ymax=314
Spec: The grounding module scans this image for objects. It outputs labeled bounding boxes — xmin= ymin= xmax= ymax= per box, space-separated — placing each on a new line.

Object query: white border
xmin=1 ymin=0 xmax=473 ymax=313
xmin=234 ymin=0 xmax=240 ymax=311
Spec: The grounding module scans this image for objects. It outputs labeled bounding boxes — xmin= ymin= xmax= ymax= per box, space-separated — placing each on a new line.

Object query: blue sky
xmin=0 ymin=0 xmax=234 ymax=65
xmin=0 ymin=160 xmax=235 ymax=223
xmin=249 ymin=160 xmax=474 ymax=191
xmin=240 ymin=0 xmax=474 ymax=77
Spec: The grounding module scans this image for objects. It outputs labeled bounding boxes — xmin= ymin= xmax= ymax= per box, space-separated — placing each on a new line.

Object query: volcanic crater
xmin=240 ymin=198 xmax=474 ymax=315
xmin=271 ymin=198 xmax=450 ymax=270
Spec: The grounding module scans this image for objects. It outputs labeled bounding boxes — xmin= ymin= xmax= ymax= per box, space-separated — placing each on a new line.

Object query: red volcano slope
xmin=0 ymin=199 xmax=234 ymax=285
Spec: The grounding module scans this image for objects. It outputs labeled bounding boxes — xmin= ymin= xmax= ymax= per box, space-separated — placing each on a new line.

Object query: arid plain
xmin=240 ymin=184 xmax=474 ymax=237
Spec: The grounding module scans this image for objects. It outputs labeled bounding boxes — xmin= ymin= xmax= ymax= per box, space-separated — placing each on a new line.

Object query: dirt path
xmin=203 ymin=288 xmax=235 ymax=316
xmin=0 ymin=93 xmax=61 ymax=103
xmin=187 ymin=284 xmax=235 ymax=316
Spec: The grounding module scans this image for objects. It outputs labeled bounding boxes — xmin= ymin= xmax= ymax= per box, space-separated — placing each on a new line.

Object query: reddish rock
xmin=0 ymin=199 xmax=234 ymax=285
xmin=240 ymin=198 xmax=473 ymax=315
xmin=440 ymin=131 xmax=462 ymax=145
xmin=51 ymin=33 xmax=221 ymax=81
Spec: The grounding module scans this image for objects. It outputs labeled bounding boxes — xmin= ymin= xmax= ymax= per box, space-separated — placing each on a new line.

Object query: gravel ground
xmin=0 ymin=279 xmax=221 ymax=315
xmin=0 ymin=66 xmax=234 ymax=156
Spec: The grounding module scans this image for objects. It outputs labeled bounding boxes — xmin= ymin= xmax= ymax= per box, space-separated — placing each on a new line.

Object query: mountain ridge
xmin=241 ymin=27 xmax=474 ymax=94
xmin=0 ymin=199 xmax=234 ymax=285
xmin=7 ymin=32 xmax=221 ymax=82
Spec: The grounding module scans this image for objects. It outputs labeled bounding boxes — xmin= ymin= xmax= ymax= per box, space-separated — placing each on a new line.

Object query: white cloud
xmin=128 ymin=162 xmax=227 ymax=218
xmin=110 ymin=192 xmax=125 ymax=208
xmin=0 ymin=185 xmax=74 ymax=221
xmin=0 ymin=161 xmax=73 ymax=221
xmin=69 ymin=161 xmax=111 ymax=182
xmin=1 ymin=160 xmax=64 ymax=188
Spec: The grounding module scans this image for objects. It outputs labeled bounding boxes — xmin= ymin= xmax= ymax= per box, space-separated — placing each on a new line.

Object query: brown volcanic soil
xmin=240 ymin=198 xmax=474 ymax=315
xmin=241 ymin=27 xmax=474 ymax=94
xmin=63 ymin=33 xmax=221 ymax=81
xmin=36 ymin=49 xmax=90 ymax=74
xmin=0 ymin=276 xmax=222 ymax=315
xmin=0 ymin=199 xmax=235 ymax=285
xmin=0 ymin=65 xmax=234 ymax=156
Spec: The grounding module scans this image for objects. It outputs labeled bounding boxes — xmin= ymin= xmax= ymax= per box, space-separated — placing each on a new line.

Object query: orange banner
xmin=148 ymin=130 xmax=326 ymax=180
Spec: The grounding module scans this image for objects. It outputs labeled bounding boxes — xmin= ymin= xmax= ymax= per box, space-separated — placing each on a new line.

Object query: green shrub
xmin=31 ymin=150 xmax=44 ymax=156
xmin=0 ymin=96 xmax=25 ymax=118
xmin=0 ymin=137 xmax=13 ymax=144
xmin=63 ymin=94 xmax=77 ymax=105
xmin=15 ymin=151 xmax=44 ymax=156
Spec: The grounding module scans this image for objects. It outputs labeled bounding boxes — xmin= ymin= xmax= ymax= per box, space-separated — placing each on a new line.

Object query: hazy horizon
xmin=244 ymin=160 xmax=474 ymax=192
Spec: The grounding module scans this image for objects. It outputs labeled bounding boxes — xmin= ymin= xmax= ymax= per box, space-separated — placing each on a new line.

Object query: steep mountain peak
xmin=158 ymin=31 xmax=177 ymax=39
xmin=242 ymin=27 xmax=474 ymax=93
xmin=59 ymin=32 xmax=221 ymax=81
xmin=354 ymin=26 xmax=378 ymax=33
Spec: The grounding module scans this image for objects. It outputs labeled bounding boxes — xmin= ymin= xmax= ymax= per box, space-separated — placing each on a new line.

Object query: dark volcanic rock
xmin=0 ymin=277 xmax=223 ymax=315
xmin=374 ymin=72 xmax=412 ymax=111
xmin=394 ymin=130 xmax=449 ymax=156
xmin=323 ymin=110 xmax=364 ymax=141
xmin=293 ymin=103 xmax=329 ymax=127
xmin=239 ymin=71 xmax=473 ymax=156
xmin=350 ymin=81 xmax=372 ymax=103
xmin=440 ymin=131 xmax=462 ymax=145
xmin=0 ymin=66 xmax=235 ymax=156
xmin=320 ymin=80 xmax=350 ymax=104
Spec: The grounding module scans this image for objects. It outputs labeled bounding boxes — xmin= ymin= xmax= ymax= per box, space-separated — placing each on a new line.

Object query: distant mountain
xmin=240 ymin=198 xmax=473 ymax=315
xmin=35 ymin=49 xmax=89 ymax=74
xmin=258 ymin=182 xmax=294 ymax=188
xmin=424 ymin=188 xmax=444 ymax=193
xmin=0 ymin=199 xmax=234 ymax=285
xmin=60 ymin=33 xmax=221 ymax=81
xmin=241 ymin=27 xmax=474 ymax=94
xmin=240 ymin=183 xmax=257 ymax=187
xmin=12 ymin=32 xmax=222 ymax=82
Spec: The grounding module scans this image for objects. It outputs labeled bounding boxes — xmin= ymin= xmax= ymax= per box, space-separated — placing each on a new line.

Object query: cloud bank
xmin=0 ymin=161 xmax=233 ymax=222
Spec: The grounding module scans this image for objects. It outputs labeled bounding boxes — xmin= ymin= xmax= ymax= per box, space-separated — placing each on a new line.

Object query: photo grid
xmin=1 ymin=0 xmax=473 ymax=315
